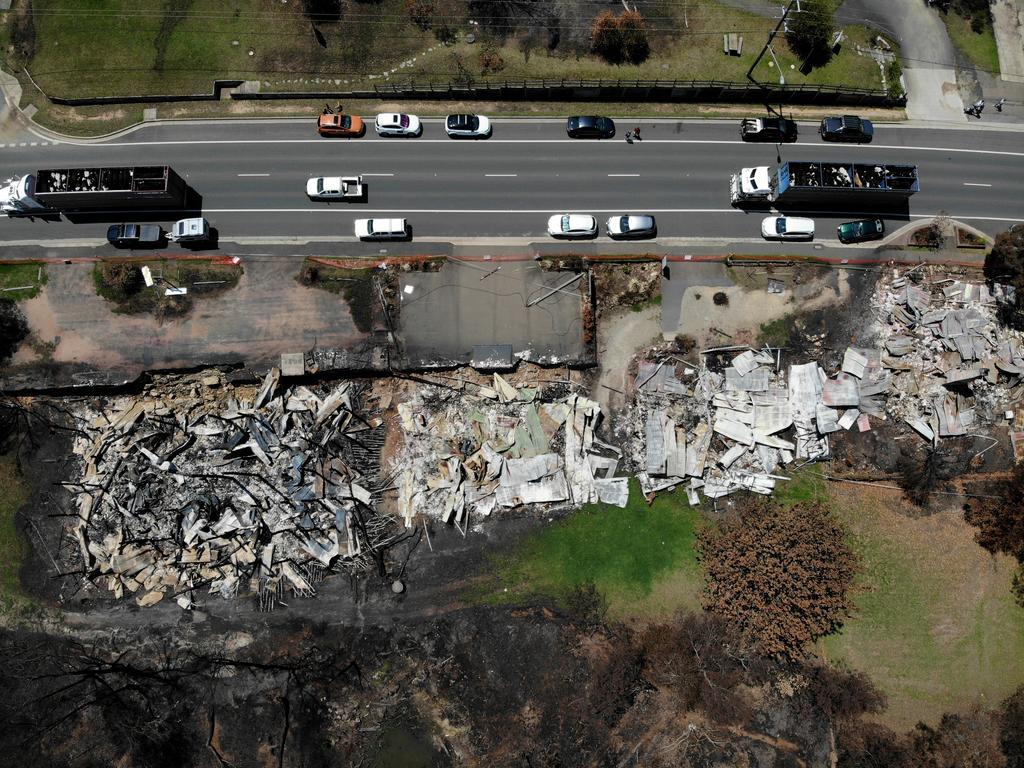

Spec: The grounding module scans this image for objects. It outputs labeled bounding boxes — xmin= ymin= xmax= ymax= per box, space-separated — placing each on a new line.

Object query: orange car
xmin=317 ymin=113 xmax=365 ymax=137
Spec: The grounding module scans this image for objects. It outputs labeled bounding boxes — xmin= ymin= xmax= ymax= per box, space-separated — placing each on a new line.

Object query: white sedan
xmin=547 ymin=213 xmax=598 ymax=238
xmin=374 ymin=113 xmax=421 ymax=137
xmin=761 ymin=216 xmax=815 ymax=240
xmin=445 ymin=113 xmax=492 ymax=138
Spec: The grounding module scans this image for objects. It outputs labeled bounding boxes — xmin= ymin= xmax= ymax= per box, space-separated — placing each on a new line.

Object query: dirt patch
xmin=593 ymin=304 xmax=661 ymax=416
xmin=670 ymin=265 xmax=863 ymax=352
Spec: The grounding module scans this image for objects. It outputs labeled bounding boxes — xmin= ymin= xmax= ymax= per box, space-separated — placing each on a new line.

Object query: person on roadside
xmin=633 ymin=125 xmax=642 ymax=140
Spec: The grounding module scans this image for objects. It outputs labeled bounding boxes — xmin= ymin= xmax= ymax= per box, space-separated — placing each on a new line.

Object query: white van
xmin=354 ymin=218 xmax=407 ymax=240
xmin=170 ymin=217 xmax=210 ymax=242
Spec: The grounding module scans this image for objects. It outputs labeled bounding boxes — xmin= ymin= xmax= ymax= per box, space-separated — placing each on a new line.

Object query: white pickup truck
xmin=354 ymin=218 xmax=407 ymax=240
xmin=306 ymin=175 xmax=364 ymax=200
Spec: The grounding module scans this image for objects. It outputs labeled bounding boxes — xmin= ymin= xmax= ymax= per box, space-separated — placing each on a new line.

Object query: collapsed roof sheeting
xmin=66 ymin=371 xmax=387 ymax=610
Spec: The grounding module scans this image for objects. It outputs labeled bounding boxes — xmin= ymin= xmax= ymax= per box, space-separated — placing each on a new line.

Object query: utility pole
xmin=746 ymin=0 xmax=798 ymax=116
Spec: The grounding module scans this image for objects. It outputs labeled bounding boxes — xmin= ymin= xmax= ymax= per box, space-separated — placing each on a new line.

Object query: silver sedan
xmin=606 ymin=214 xmax=657 ymax=239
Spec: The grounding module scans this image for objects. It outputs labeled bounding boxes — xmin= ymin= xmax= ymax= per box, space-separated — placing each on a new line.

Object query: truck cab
xmin=730 ymin=166 xmax=773 ymax=204
xmin=0 ymin=174 xmax=45 ymax=215
xmin=170 ymin=217 xmax=210 ymax=243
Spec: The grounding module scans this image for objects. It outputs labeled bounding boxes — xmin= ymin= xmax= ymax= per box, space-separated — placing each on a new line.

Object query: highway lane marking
xmin=361 ymin=173 xmax=395 ymax=177
xmin=608 ymin=174 xmax=640 ymax=177
xmin=33 ymin=137 xmax=1024 ymax=158
xmin=963 ymin=182 xmax=993 ymax=187
xmin=484 ymin=174 xmax=517 ymax=177
xmin=237 ymin=173 xmax=270 ymax=177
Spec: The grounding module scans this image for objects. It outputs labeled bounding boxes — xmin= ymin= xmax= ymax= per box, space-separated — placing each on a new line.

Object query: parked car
xmin=547 ymin=213 xmax=598 ymax=238
xmin=566 ymin=116 xmax=615 ymax=139
xmin=819 ymin=115 xmax=874 ymax=143
xmin=306 ymin=176 xmax=364 ymax=200
xmin=606 ymin=214 xmax=657 ymax=239
xmin=354 ymin=218 xmax=407 ymax=240
xmin=761 ymin=216 xmax=815 ymax=241
xmin=374 ymin=113 xmax=421 ymax=137
xmin=445 ymin=113 xmax=491 ymax=138
xmin=169 ymin=217 xmax=211 ymax=243
xmin=739 ymin=117 xmax=798 ymax=143
xmin=317 ymin=113 xmax=364 ymax=137
xmin=837 ymin=218 xmax=885 ymax=243
xmin=106 ymin=223 xmax=163 ymax=248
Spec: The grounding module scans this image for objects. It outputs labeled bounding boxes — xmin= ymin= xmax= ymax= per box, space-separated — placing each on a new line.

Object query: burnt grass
xmin=2 ymin=405 xmax=845 ymax=767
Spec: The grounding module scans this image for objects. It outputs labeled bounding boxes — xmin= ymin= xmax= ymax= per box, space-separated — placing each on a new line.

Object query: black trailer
xmin=31 ymin=166 xmax=188 ymax=211
xmin=773 ymin=161 xmax=919 ymax=205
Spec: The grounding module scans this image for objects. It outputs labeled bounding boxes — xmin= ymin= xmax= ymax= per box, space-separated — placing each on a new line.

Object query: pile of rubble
xmin=66 ymin=370 xmax=390 ymax=610
xmin=871 ymin=272 xmax=1021 ymax=440
xmin=633 ymin=270 xmax=1022 ymax=502
xmin=393 ymin=373 xmax=628 ymax=528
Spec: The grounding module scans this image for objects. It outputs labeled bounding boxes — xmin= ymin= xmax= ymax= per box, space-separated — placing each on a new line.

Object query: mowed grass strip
xmin=0 ymin=262 xmax=47 ymax=301
xmin=822 ymin=483 xmax=1024 ymax=730
xmin=477 ymin=479 xmax=706 ymax=619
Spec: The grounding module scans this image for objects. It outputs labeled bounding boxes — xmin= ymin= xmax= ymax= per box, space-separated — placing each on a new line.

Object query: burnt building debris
xmin=65 ymin=370 xmax=391 ymax=611
xmin=393 ymin=373 xmax=627 ymax=530
xmin=632 ymin=269 xmax=1024 ymax=502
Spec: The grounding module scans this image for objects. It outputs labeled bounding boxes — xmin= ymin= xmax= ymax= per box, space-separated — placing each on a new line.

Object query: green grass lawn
xmin=0 ymin=262 xmax=47 ymax=301
xmin=823 ymin=484 xmax=1024 ymax=729
xmin=19 ymin=0 xmax=435 ymax=97
xmin=410 ymin=17 xmax=882 ymax=93
xmin=942 ymin=11 xmax=1000 ymax=75
xmin=476 ymin=478 xmax=707 ymax=619
xmin=0 ymin=454 xmax=33 ymax=615
xmin=12 ymin=0 xmax=883 ymax=98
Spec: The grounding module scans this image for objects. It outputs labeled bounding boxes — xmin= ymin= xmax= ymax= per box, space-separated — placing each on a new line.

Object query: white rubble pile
xmin=632 ymin=271 xmax=1023 ymax=503
xmin=393 ymin=374 xmax=627 ymax=528
xmin=870 ymin=271 xmax=1023 ymax=438
xmin=66 ymin=369 xmax=389 ymax=610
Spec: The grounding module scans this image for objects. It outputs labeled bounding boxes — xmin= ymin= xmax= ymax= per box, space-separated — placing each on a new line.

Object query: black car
xmin=106 ymin=223 xmax=163 ymax=248
xmin=739 ymin=117 xmax=798 ymax=143
xmin=566 ymin=115 xmax=615 ymax=139
xmin=819 ymin=115 xmax=874 ymax=143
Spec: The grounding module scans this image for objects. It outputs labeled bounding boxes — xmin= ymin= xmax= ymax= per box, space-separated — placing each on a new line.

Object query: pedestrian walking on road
xmin=336 ymin=102 xmax=344 ymax=114
xmin=323 ymin=102 xmax=333 ymax=114
xmin=995 ymin=97 xmax=1006 ymax=112
xmin=633 ymin=125 xmax=642 ymax=140
xmin=624 ymin=129 xmax=634 ymax=143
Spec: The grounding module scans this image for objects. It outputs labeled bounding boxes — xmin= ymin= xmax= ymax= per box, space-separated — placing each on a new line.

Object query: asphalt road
xmin=1 ymin=117 xmax=1022 ymax=248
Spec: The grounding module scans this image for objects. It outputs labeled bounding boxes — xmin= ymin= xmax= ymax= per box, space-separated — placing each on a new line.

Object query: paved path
xmin=838 ymin=0 xmax=966 ymax=121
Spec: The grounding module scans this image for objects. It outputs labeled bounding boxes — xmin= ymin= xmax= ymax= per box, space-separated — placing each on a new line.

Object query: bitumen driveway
xmin=0 ymin=118 xmax=1022 ymax=251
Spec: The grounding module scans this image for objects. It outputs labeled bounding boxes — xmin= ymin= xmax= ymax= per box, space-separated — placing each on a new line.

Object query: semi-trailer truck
xmin=1 ymin=166 xmax=188 ymax=215
xmin=730 ymin=160 xmax=919 ymax=206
